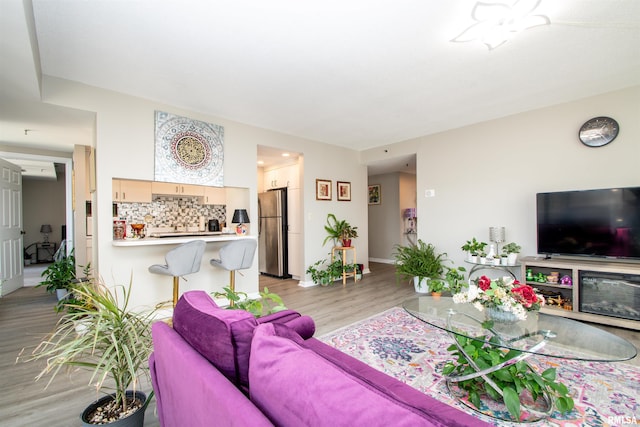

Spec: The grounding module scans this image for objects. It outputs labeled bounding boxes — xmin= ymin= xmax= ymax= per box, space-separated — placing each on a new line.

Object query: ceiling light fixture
xmin=451 ymin=0 xmax=550 ymax=50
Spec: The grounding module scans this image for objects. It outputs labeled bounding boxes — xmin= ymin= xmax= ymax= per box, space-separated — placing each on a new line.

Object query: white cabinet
xmin=151 ymin=181 xmax=204 ymax=197
xmin=112 ymin=179 xmax=152 ymax=203
xmin=287 ymin=233 xmax=303 ymax=279
xmin=204 ymin=187 xmax=225 ymax=205
xmin=264 ymin=164 xmax=299 ymax=189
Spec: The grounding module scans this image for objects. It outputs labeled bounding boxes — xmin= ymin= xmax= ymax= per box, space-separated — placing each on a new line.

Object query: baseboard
xmin=369 ymin=257 xmax=394 ymax=264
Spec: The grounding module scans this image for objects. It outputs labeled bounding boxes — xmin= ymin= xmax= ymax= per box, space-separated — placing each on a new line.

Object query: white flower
xmin=473 ymin=301 xmax=485 ymax=312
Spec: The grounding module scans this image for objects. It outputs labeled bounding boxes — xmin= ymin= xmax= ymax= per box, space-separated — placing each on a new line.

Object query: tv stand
xmin=520 ymin=256 xmax=640 ymax=331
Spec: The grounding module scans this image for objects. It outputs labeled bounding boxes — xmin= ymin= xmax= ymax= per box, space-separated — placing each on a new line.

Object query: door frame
xmin=0 ymin=151 xmax=74 ymax=256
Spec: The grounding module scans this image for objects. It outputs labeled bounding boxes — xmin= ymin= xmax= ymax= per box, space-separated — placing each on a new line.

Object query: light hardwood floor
xmin=1 ymin=262 xmax=638 ymax=426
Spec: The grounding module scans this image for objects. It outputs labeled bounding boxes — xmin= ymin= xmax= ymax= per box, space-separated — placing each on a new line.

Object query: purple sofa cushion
xmin=172 ymin=290 xmax=315 ymax=388
xmin=150 ymin=322 xmax=274 ymax=427
xmin=249 ymin=323 xmax=491 ymax=427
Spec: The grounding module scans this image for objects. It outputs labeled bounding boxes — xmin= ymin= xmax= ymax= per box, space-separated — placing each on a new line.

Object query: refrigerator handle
xmin=258 ymin=198 xmax=262 ymax=235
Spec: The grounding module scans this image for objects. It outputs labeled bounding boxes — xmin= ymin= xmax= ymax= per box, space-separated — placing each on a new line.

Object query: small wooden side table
xmin=331 ymin=246 xmax=357 ymax=287
xmin=36 ymin=242 xmax=57 ymax=263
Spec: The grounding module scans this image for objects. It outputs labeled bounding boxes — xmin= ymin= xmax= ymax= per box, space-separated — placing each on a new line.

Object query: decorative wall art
xmin=337 ymin=181 xmax=351 ymax=201
xmin=316 ymin=179 xmax=332 ymax=200
xmin=368 ymin=184 xmax=381 ymax=205
xmin=154 ymin=111 xmax=224 ymax=186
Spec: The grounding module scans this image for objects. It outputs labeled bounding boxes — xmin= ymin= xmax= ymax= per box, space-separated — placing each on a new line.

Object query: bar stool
xmin=149 ymin=240 xmax=206 ymax=307
xmin=210 ymin=239 xmax=257 ymax=306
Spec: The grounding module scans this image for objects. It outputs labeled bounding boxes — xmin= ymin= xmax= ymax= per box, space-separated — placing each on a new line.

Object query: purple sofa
xmin=149 ymin=291 xmax=490 ymax=427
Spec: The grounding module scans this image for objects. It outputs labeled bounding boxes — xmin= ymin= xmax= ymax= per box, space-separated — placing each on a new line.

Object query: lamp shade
xmin=232 ymin=209 xmax=250 ymax=224
xmin=40 ymin=224 xmax=52 ymax=233
xmin=403 ymin=208 xmax=417 ymax=219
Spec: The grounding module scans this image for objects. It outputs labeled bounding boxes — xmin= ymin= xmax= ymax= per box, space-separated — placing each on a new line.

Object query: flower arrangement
xmin=452 ymin=276 xmax=545 ymax=321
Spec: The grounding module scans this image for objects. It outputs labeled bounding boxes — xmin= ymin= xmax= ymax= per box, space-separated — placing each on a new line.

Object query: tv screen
xmin=536 ymin=187 xmax=640 ymax=260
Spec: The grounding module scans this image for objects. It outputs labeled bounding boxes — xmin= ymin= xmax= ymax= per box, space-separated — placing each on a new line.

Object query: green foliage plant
xmin=214 ymin=286 xmax=287 ymax=317
xmin=322 ymin=213 xmax=358 ymax=246
xmin=444 ymin=266 xmax=468 ymax=295
xmin=37 ymin=250 xmax=77 ymax=293
xmin=393 ymin=240 xmax=448 ymax=283
xmin=502 ymin=242 xmax=522 ymax=255
xmin=442 ymin=333 xmax=574 ymax=421
xmin=306 ymin=258 xmax=345 ymax=285
xmin=22 ymin=278 xmax=155 ymax=419
xmin=461 ymin=238 xmax=488 ymax=256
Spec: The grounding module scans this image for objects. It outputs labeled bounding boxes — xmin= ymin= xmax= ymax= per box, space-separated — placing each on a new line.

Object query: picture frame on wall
xmin=316 ymin=179 xmax=332 ymax=200
xmin=368 ymin=184 xmax=381 ymax=205
xmin=337 ymin=181 xmax=351 ymax=201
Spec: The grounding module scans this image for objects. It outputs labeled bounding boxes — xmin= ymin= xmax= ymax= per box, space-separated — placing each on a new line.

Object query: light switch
xmin=425 ymin=189 xmax=435 ymax=198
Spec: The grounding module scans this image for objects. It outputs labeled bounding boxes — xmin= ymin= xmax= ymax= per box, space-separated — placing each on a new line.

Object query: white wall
xmin=362 ymin=86 xmax=640 ymax=277
xmin=42 ymin=76 xmax=368 ymax=307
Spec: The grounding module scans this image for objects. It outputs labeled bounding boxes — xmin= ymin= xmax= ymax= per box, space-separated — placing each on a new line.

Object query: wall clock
xmin=578 ymin=116 xmax=619 ymax=147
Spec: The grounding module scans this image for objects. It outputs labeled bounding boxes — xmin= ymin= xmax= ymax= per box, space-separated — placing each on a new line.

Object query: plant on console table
xmin=461 ymin=238 xmax=488 ymax=263
xmin=502 ymin=242 xmax=521 ymax=265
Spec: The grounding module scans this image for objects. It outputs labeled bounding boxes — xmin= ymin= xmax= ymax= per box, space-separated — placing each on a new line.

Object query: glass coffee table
xmin=403 ymin=296 xmax=637 ymax=422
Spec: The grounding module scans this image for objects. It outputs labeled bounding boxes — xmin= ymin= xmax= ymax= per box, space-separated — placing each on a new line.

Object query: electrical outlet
xmin=425 ymin=189 xmax=435 ymax=198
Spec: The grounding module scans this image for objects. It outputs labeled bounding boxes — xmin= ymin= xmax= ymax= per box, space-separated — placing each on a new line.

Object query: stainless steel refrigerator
xmin=258 ymin=188 xmax=290 ymax=278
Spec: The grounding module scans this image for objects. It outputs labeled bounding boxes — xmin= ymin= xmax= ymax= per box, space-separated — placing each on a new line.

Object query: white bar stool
xmin=149 ymin=240 xmax=206 ymax=307
xmin=210 ymin=239 xmax=257 ymax=306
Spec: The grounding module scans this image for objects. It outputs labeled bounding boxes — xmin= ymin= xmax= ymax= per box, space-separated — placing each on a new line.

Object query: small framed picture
xmin=368 ymin=184 xmax=381 ymax=205
xmin=337 ymin=181 xmax=351 ymax=201
xmin=316 ymin=179 xmax=332 ymax=200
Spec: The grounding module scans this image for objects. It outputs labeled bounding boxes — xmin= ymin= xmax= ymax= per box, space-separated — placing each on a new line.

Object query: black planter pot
xmin=80 ymin=391 xmax=148 ymax=427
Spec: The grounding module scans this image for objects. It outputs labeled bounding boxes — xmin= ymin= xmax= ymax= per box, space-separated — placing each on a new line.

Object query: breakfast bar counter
xmin=112 ymin=234 xmax=254 ymax=247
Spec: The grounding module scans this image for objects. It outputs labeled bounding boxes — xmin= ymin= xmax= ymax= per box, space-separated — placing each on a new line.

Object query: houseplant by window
xmin=393 ymin=240 xmax=448 ymax=294
xmin=322 ymin=213 xmax=358 ymax=247
xmin=21 ymin=279 xmax=155 ymax=426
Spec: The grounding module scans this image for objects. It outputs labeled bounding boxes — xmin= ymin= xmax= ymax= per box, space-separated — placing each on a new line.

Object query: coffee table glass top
xmin=403 ymin=296 xmax=637 ymax=362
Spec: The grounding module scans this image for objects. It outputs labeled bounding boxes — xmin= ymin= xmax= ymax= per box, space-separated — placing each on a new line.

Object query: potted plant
xmin=444 ymin=265 xmax=467 ymax=295
xmin=460 ymin=238 xmax=487 ymax=263
xmin=37 ymin=250 xmax=77 ymax=300
xmin=393 ymin=240 xmax=448 ymax=294
xmin=21 ymin=279 xmax=155 ymax=426
xmin=306 ymin=258 xmax=344 ymax=286
xmin=322 ymin=213 xmax=358 ymax=247
xmin=213 ymin=286 xmax=286 ymax=317
xmin=428 ymin=279 xmax=445 ymax=298
xmin=502 ymin=242 xmax=521 ymax=265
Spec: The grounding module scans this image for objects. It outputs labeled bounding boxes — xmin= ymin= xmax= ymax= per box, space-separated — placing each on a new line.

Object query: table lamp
xmin=232 ymin=209 xmax=250 ymax=235
xmin=40 ymin=224 xmax=52 ymax=243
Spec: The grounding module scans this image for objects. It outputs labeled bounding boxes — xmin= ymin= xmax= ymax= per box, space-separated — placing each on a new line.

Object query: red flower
xmin=511 ymin=284 xmax=538 ymax=308
xmin=477 ymin=275 xmax=492 ymax=291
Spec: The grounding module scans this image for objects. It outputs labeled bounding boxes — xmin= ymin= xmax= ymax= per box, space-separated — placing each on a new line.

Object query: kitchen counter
xmin=112 ymin=233 xmax=255 ymax=247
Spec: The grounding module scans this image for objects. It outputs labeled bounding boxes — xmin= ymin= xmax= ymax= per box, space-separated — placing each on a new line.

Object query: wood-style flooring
xmin=1 ymin=262 xmax=638 ymax=426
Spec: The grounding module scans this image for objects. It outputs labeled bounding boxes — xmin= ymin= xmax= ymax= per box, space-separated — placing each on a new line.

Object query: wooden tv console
xmin=520 ymin=256 xmax=640 ymax=331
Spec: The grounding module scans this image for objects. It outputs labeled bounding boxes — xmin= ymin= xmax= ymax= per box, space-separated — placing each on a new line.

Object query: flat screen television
xmin=536 ymin=187 xmax=640 ymax=260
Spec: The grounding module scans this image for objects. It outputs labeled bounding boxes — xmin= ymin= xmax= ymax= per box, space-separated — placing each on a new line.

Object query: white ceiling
xmin=1 ymin=0 xmax=639 ymax=173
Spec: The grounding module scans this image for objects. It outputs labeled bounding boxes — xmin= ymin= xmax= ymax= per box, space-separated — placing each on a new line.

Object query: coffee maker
xmin=208 ymin=219 xmax=220 ymax=232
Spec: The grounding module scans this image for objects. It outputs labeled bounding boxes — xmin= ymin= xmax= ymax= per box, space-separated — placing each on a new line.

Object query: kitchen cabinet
xmin=264 ymin=164 xmax=299 ymax=189
xmin=112 ymin=179 xmax=152 ymax=202
xmin=203 ymin=187 xmax=225 ymax=205
xmin=151 ymin=181 xmax=204 ymax=197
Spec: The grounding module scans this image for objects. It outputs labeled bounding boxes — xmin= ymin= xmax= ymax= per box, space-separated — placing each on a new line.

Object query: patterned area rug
xmin=320 ymin=307 xmax=639 ymax=426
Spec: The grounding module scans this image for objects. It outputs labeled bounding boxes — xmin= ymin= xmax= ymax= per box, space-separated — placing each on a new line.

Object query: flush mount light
xmin=451 ymin=0 xmax=550 ymax=50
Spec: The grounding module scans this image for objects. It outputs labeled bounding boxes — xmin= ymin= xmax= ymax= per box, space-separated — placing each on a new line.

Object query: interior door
xmin=0 ymin=158 xmax=23 ymax=296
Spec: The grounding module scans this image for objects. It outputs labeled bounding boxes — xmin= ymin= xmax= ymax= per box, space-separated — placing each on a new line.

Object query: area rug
xmin=319 ymin=307 xmax=639 ymax=427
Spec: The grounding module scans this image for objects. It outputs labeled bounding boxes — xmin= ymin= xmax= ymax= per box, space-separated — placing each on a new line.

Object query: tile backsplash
xmin=115 ymin=196 xmax=226 ymax=230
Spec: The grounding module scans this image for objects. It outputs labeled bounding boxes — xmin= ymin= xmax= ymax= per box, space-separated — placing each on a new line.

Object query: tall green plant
xmin=393 ymin=240 xmax=448 ymax=283
xmin=22 ymin=279 xmax=155 ymax=417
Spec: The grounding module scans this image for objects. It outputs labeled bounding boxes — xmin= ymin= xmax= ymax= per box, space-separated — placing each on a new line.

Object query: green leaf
xmin=503 ymin=386 xmax=521 ymax=421
xmin=493 ymin=368 xmax=514 ymax=382
xmin=469 ymin=390 xmax=482 ymax=410
xmin=555 ymin=396 xmax=575 ymax=413
xmin=541 ymin=368 xmax=556 ymax=381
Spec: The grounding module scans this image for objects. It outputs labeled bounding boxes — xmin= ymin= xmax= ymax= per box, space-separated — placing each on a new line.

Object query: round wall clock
xmin=578 ymin=116 xmax=619 ymax=147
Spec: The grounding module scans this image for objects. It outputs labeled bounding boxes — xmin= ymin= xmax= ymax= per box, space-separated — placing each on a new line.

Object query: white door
xmin=0 ymin=158 xmax=23 ymax=296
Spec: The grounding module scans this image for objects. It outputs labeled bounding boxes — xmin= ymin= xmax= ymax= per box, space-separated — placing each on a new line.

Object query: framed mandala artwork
xmin=154 ymin=111 xmax=224 ymax=186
